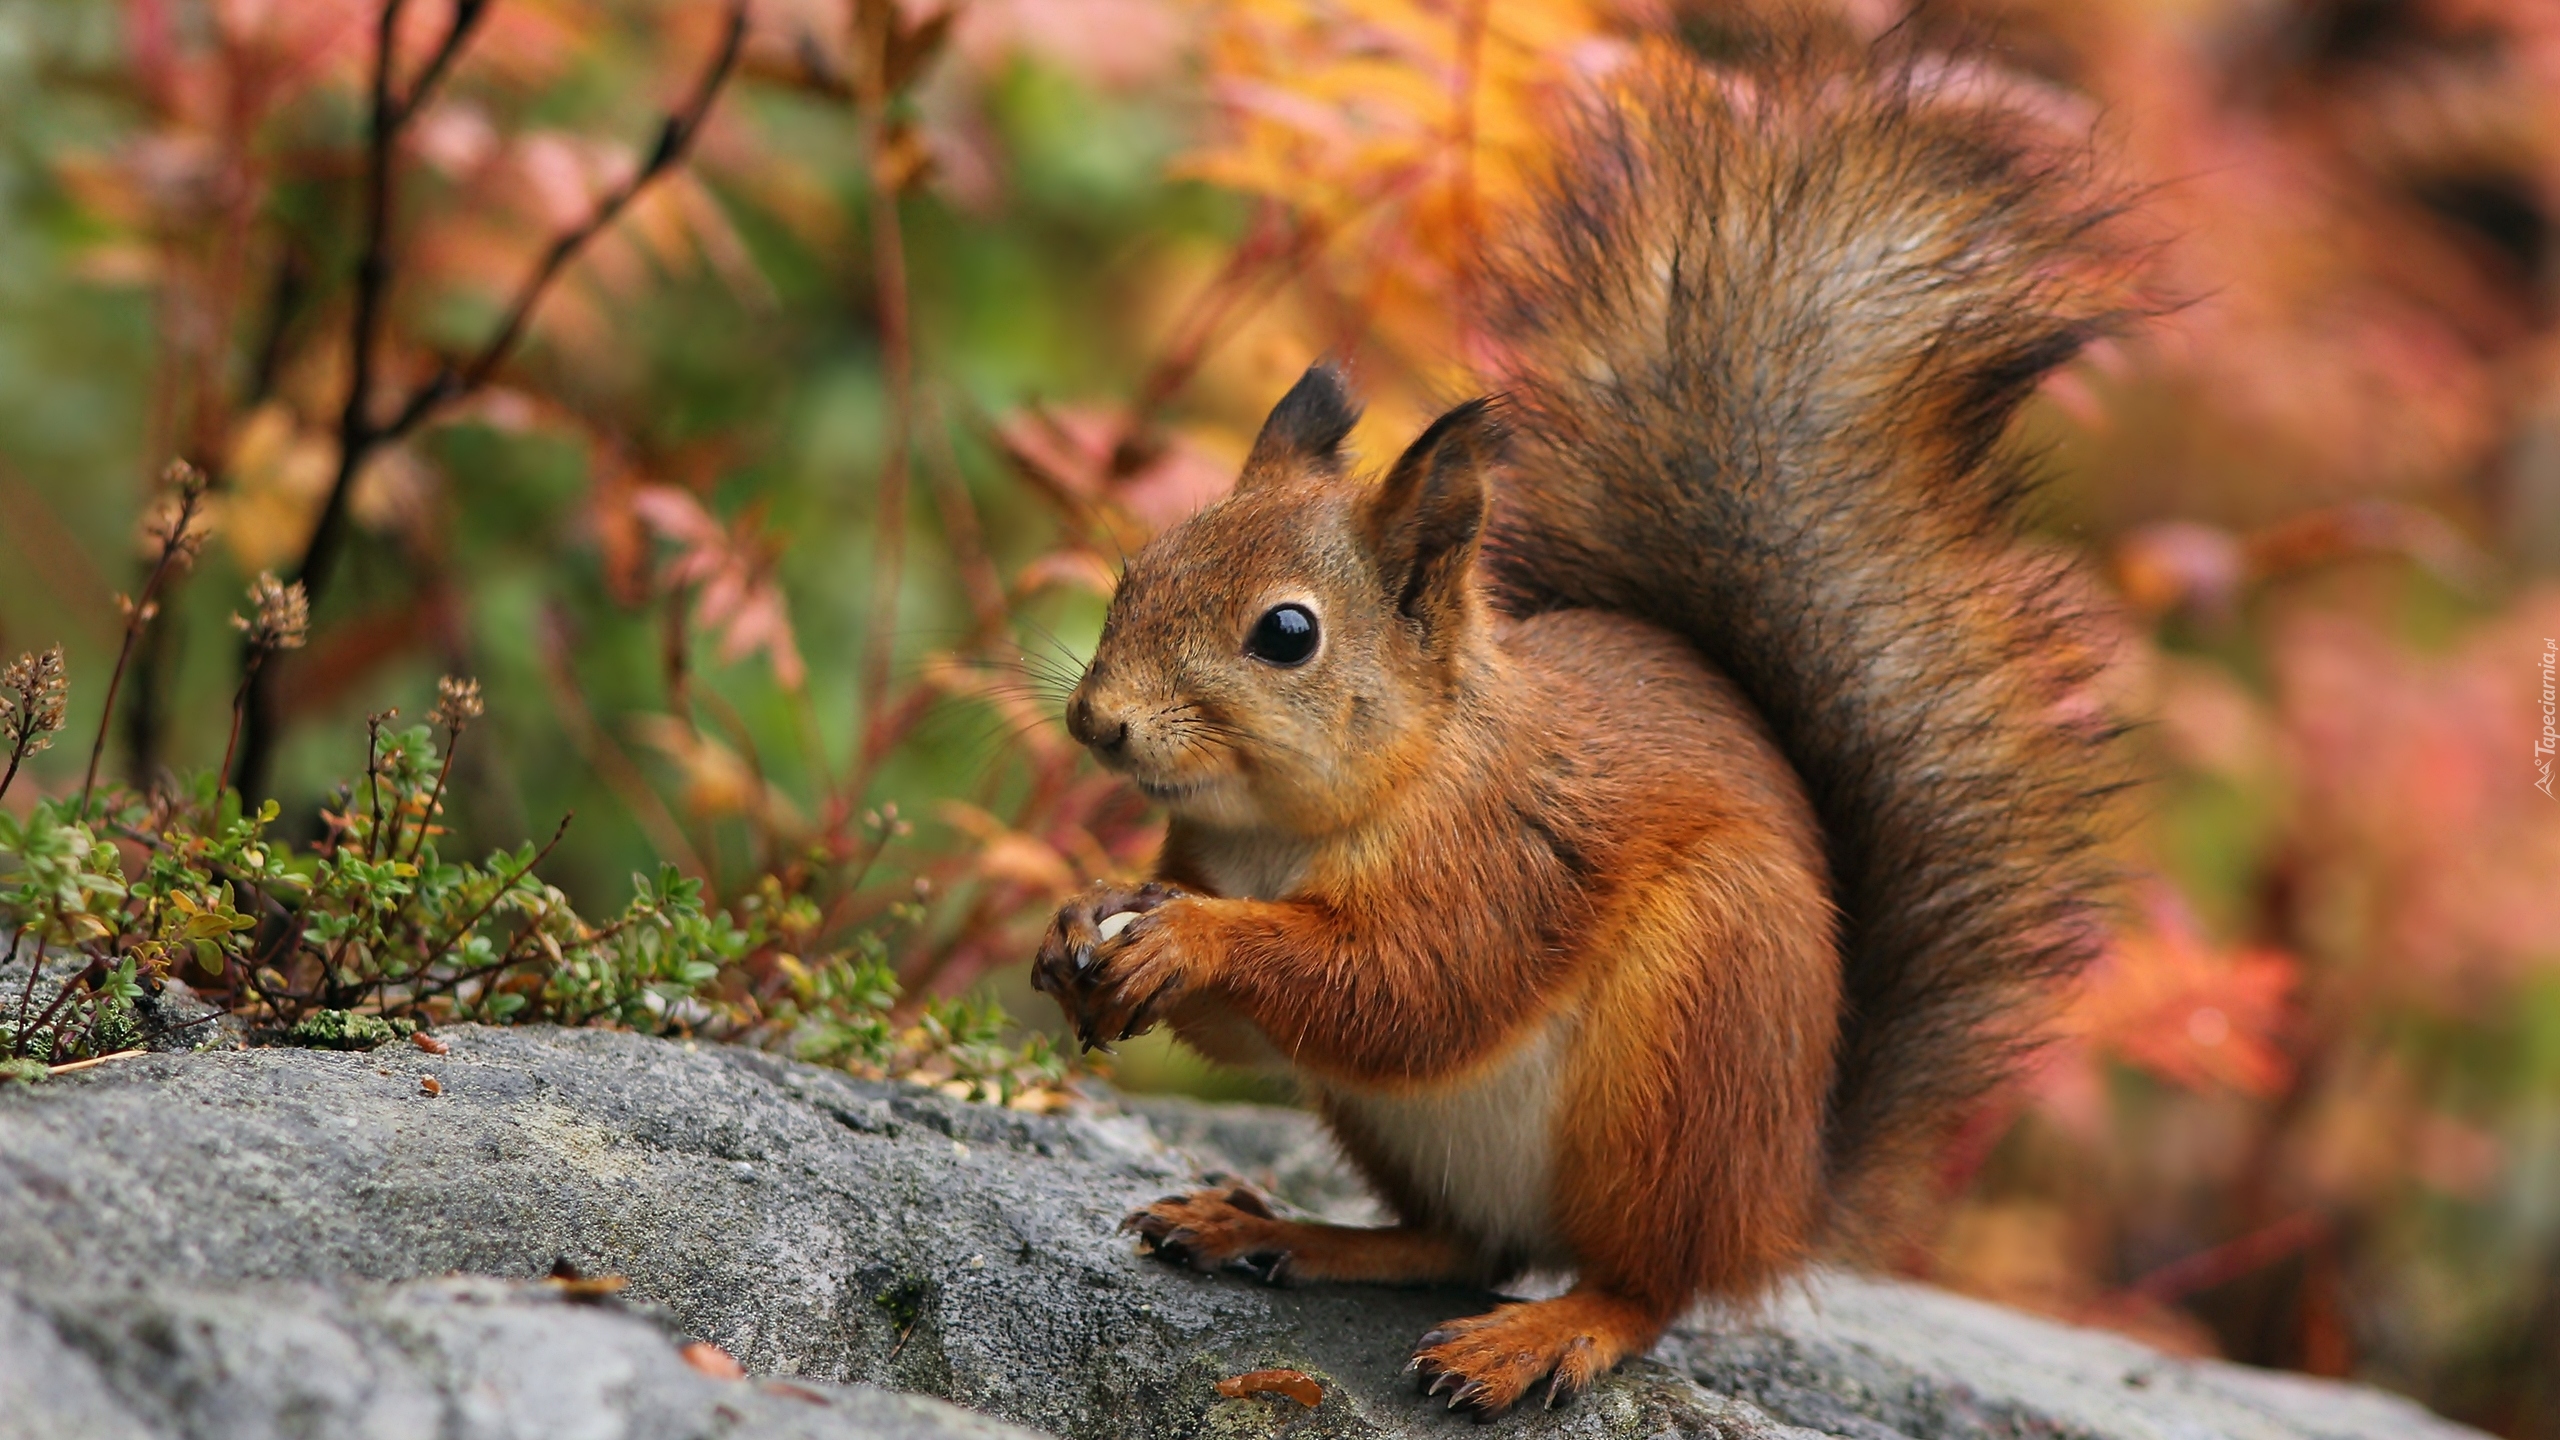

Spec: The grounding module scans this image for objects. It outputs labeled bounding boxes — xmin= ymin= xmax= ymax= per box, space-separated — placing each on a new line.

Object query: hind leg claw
xmin=1407 ymin=1289 xmax=1666 ymax=1418
xmin=1123 ymin=1186 xmax=1298 ymax=1283
xmin=1121 ymin=1190 xmax=1473 ymax=1287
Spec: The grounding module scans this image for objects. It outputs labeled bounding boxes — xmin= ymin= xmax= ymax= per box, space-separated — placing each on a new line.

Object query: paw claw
xmin=1408 ymin=1301 xmax=1634 ymax=1420
xmin=1227 ymin=1250 xmax=1291 ymax=1285
xmin=1121 ymin=1187 xmax=1292 ymax=1282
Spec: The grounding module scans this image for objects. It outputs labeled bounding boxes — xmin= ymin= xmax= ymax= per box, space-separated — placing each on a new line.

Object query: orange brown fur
xmin=1032 ymin=28 xmax=2130 ymax=1419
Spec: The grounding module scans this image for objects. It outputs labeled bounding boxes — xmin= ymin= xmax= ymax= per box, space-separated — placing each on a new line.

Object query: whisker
xmin=1016 ymin=616 xmax=1093 ymax=670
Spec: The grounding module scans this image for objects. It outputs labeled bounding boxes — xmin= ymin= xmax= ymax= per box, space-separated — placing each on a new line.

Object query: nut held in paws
xmin=1098 ymin=911 xmax=1139 ymax=941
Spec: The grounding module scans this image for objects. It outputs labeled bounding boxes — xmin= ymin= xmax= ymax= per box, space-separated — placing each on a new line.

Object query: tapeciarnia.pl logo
xmin=2538 ymin=637 xmax=2556 ymax=799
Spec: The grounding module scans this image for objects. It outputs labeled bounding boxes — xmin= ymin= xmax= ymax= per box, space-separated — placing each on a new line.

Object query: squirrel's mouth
xmin=1081 ymin=742 xmax=1213 ymax=803
xmin=1133 ymin=775 xmax=1209 ymax=804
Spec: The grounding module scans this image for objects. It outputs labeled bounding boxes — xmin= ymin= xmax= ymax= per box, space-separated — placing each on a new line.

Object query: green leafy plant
xmin=782 ymin=927 xmax=1067 ymax=1105
xmin=1 ymin=620 xmax=1064 ymax=1106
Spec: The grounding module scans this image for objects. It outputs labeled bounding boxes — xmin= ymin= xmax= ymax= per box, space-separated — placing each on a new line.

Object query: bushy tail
xmin=1480 ymin=34 xmax=2134 ymax=1249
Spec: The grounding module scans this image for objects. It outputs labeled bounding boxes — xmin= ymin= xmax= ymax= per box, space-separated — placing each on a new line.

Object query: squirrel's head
xmin=1067 ymin=364 xmax=1504 ymax=834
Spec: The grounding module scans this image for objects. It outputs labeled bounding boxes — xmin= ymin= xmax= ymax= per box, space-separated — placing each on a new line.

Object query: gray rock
xmin=0 ymin=1277 xmax=1046 ymax=1440
xmin=0 ymin=1026 xmax=2489 ymax=1440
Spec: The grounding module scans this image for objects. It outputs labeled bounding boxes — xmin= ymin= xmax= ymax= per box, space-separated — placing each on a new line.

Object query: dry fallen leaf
xmin=545 ymin=1272 xmax=631 ymax=1300
xmin=412 ymin=1032 xmax=449 ymax=1055
xmin=1215 ymin=1368 xmax=1322 ymax=1407
xmin=419 ymin=1075 xmax=443 ymax=1096
xmin=680 ymin=1340 xmax=745 ymax=1378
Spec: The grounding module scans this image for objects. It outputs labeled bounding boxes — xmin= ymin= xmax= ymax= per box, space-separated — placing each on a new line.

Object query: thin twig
xmin=535 ymin=605 xmax=711 ymax=879
xmin=118 ymin=601 xmax=183 ymax=792
xmin=0 ymin=731 xmax=35 ymax=807
xmin=7 ymin=927 xmax=37 ymax=1054
xmin=1125 ymin=203 xmax=1320 ymax=430
xmin=411 ymin=905 xmax=553 ymax=1011
xmin=243 ymin=248 xmax=309 ymax=411
xmin=222 ymin=873 xmax=306 ymax=998
xmin=399 ymin=895 xmax=554 ymax=1017
xmin=236 ymin=921 xmax=300 ymax=1019
xmin=398 ymin=726 xmax=464 ymax=869
xmin=406 ymin=899 xmax=646 ymax=1011
xmin=696 ymin=686 xmax=780 ymax=877
xmin=922 ymin=394 xmax=1012 ymax=643
xmin=82 ymin=475 xmax=205 ymax=813
xmin=364 ymin=712 xmax=392 ymax=861
xmin=217 ymin=652 xmax=266 ymax=809
xmin=19 ymin=956 xmax=109 ymax=1059
xmin=134 ymin=1009 xmax=222 ymax=1048
xmin=393 ymin=0 xmax=491 ymax=124
xmin=2127 ymin=1209 xmax=2331 ymax=1304
xmin=853 ymin=87 xmax=918 ymax=788
xmin=46 ymin=1048 xmax=147 ymax=1076
xmin=417 ymin=812 xmax=572 ymax=971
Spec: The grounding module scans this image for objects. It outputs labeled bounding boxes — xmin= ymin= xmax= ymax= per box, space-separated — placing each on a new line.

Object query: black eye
xmin=1245 ymin=604 xmax=1320 ymax=666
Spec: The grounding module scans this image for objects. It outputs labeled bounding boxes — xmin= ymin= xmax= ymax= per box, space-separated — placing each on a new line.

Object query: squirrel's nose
xmin=1066 ymin=693 xmax=1130 ymax=755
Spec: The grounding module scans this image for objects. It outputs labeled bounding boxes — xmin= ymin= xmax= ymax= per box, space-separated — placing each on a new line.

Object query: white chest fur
xmin=1176 ymin=826 xmax=1570 ymax=1264
xmin=1184 ymin=830 xmax=1311 ymax=903
xmin=1314 ymin=1015 xmax=1574 ymax=1266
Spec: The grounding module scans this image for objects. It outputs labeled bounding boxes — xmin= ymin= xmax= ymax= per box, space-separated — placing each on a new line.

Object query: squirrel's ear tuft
xmin=1364 ymin=397 xmax=1503 ymax=642
xmin=1239 ymin=363 xmax=1362 ymax=488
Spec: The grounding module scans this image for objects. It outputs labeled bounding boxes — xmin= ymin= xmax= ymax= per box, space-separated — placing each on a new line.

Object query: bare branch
xmin=392 ymin=0 xmax=491 ymax=124
xmin=241 ymin=0 xmax=752 ymax=795
xmin=377 ymin=0 xmax=752 ymax=443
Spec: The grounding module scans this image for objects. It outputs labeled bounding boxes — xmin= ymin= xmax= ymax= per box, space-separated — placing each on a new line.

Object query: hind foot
xmin=1408 ymin=1288 xmax=1668 ymax=1417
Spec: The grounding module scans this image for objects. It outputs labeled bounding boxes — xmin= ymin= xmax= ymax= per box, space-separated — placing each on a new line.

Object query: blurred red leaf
xmin=2042 ymin=884 xmax=2301 ymax=1125
xmin=631 ymin=486 xmax=808 ymax=691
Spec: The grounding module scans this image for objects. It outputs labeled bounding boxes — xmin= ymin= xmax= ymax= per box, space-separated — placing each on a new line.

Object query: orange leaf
xmin=680 ymin=1341 xmax=746 ymax=1379
xmin=2057 ymin=886 xmax=2299 ymax=1100
xmin=1215 ymin=1368 xmax=1322 ymax=1407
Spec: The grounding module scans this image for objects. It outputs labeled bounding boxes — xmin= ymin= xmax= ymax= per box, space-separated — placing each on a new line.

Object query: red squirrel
xmin=1030 ymin=31 xmax=2128 ymax=1418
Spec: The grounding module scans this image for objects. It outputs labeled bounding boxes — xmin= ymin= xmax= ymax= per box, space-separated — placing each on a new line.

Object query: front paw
xmin=1031 ymin=880 xmax=1185 ymax=1021
xmin=1124 ymin=1185 xmax=1293 ymax=1283
xmin=1072 ymin=899 xmax=1200 ymax=1048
